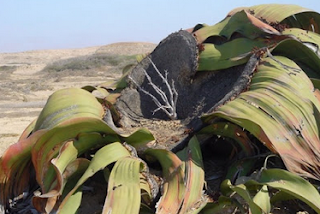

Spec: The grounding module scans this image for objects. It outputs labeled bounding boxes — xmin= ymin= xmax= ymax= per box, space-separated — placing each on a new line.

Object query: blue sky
xmin=1 ymin=0 xmax=320 ymax=53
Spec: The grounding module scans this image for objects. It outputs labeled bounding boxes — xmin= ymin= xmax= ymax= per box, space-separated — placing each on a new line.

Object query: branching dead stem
xmin=128 ymin=57 xmax=178 ymax=120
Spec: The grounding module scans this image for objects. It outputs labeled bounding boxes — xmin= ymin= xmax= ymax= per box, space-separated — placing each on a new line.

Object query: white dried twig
xmin=128 ymin=57 xmax=178 ymax=120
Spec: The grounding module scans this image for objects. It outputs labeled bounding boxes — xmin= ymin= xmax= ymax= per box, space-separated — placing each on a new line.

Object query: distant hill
xmin=0 ymin=42 xmax=156 ymax=66
xmin=95 ymin=42 xmax=156 ymax=55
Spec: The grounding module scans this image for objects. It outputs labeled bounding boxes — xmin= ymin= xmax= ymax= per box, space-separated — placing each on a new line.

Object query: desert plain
xmin=0 ymin=42 xmax=156 ymax=156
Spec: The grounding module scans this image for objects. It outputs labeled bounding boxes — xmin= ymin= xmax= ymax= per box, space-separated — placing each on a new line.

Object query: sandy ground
xmin=0 ymin=42 xmax=156 ymax=156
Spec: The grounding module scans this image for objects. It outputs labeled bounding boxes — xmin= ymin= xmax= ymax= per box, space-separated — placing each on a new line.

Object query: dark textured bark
xmin=116 ymin=30 xmax=198 ymax=124
xmin=115 ymin=30 xmax=259 ymax=150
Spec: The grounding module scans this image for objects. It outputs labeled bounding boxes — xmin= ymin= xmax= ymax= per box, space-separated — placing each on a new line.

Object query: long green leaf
xmin=220 ymin=10 xmax=279 ymax=40
xmin=102 ymin=157 xmax=144 ymax=214
xmin=204 ymin=56 xmax=320 ymax=179
xmin=271 ymin=38 xmax=320 ymax=79
xmin=34 ymin=88 xmax=104 ymax=131
xmin=145 ymin=149 xmax=185 ymax=214
xmin=178 ymin=136 xmax=207 ymax=214
xmin=32 ymin=158 xmax=90 ymax=213
xmin=58 ymin=158 xmax=90 ymax=214
xmin=122 ymin=128 xmax=155 ymax=148
xmin=50 ymin=141 xmax=78 ymax=194
xmin=39 ymin=134 xmax=104 ymax=201
xmin=192 ymin=17 xmax=230 ymax=44
xmin=221 ymin=180 xmax=262 ymax=213
xmin=31 ymin=117 xmax=117 ymax=192
xmin=0 ymin=129 xmax=47 ymax=206
xmin=58 ymin=142 xmax=131 ymax=211
xmin=58 ymin=191 xmax=82 ymax=214
xmin=198 ymin=38 xmax=266 ymax=71
xmin=247 ymin=168 xmax=320 ymax=213
xmin=253 ymin=185 xmax=271 ymax=214
xmin=192 ymin=10 xmax=279 ymax=43
xmin=228 ymin=4 xmax=320 ymax=33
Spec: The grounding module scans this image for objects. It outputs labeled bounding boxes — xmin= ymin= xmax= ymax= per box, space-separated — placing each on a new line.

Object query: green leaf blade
xmin=102 ymin=157 xmax=143 ymax=214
